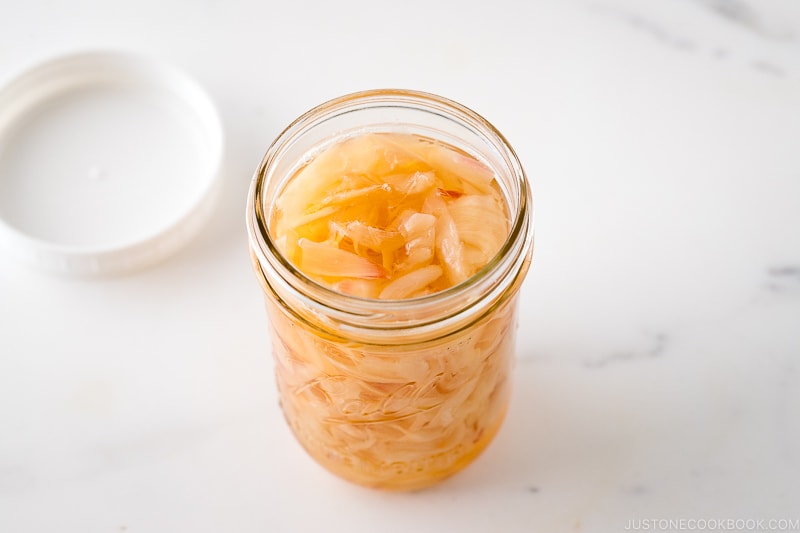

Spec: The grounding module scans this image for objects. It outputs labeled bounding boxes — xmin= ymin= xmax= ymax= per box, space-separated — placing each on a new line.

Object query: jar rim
xmin=246 ymin=89 xmax=534 ymax=333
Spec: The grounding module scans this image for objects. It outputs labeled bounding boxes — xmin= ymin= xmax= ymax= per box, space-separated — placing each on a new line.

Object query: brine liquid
xmin=264 ymin=132 xmax=515 ymax=490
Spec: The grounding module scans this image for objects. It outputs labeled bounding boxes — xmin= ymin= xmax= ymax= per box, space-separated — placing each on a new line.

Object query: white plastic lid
xmin=0 ymin=51 xmax=224 ymax=276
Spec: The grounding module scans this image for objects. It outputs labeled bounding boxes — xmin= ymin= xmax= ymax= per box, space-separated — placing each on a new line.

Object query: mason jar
xmin=246 ymin=89 xmax=534 ymax=491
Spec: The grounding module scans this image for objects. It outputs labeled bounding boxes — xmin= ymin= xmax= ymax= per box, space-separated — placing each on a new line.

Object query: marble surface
xmin=1 ymin=0 xmax=799 ymax=531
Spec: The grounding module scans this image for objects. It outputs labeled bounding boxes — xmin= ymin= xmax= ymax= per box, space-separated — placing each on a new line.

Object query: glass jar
xmin=246 ymin=89 xmax=534 ymax=491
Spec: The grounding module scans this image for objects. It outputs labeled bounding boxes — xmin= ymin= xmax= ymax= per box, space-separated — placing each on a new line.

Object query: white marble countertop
xmin=1 ymin=1 xmax=799 ymax=531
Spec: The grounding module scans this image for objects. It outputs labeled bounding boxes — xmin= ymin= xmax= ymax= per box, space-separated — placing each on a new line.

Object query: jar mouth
xmin=247 ymin=89 xmax=534 ymax=332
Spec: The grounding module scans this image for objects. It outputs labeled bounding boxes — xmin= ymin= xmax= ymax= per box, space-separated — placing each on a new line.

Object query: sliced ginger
xmin=271 ymin=132 xmax=510 ymax=299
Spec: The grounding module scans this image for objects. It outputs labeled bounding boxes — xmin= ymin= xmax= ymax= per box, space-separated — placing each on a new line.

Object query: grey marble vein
xmin=583 ymin=332 xmax=669 ymax=369
xmin=590 ymin=4 xmax=697 ymax=51
xmin=764 ymin=265 xmax=800 ymax=293
xmin=692 ymin=0 xmax=796 ymax=42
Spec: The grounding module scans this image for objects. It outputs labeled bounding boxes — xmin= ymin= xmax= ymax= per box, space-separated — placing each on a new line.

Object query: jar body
xmin=262 ymin=275 xmax=519 ymax=490
xmin=247 ymin=90 xmax=533 ymax=490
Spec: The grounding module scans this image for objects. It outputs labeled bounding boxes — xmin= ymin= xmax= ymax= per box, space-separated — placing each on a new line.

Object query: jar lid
xmin=0 ymin=51 xmax=224 ymax=276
